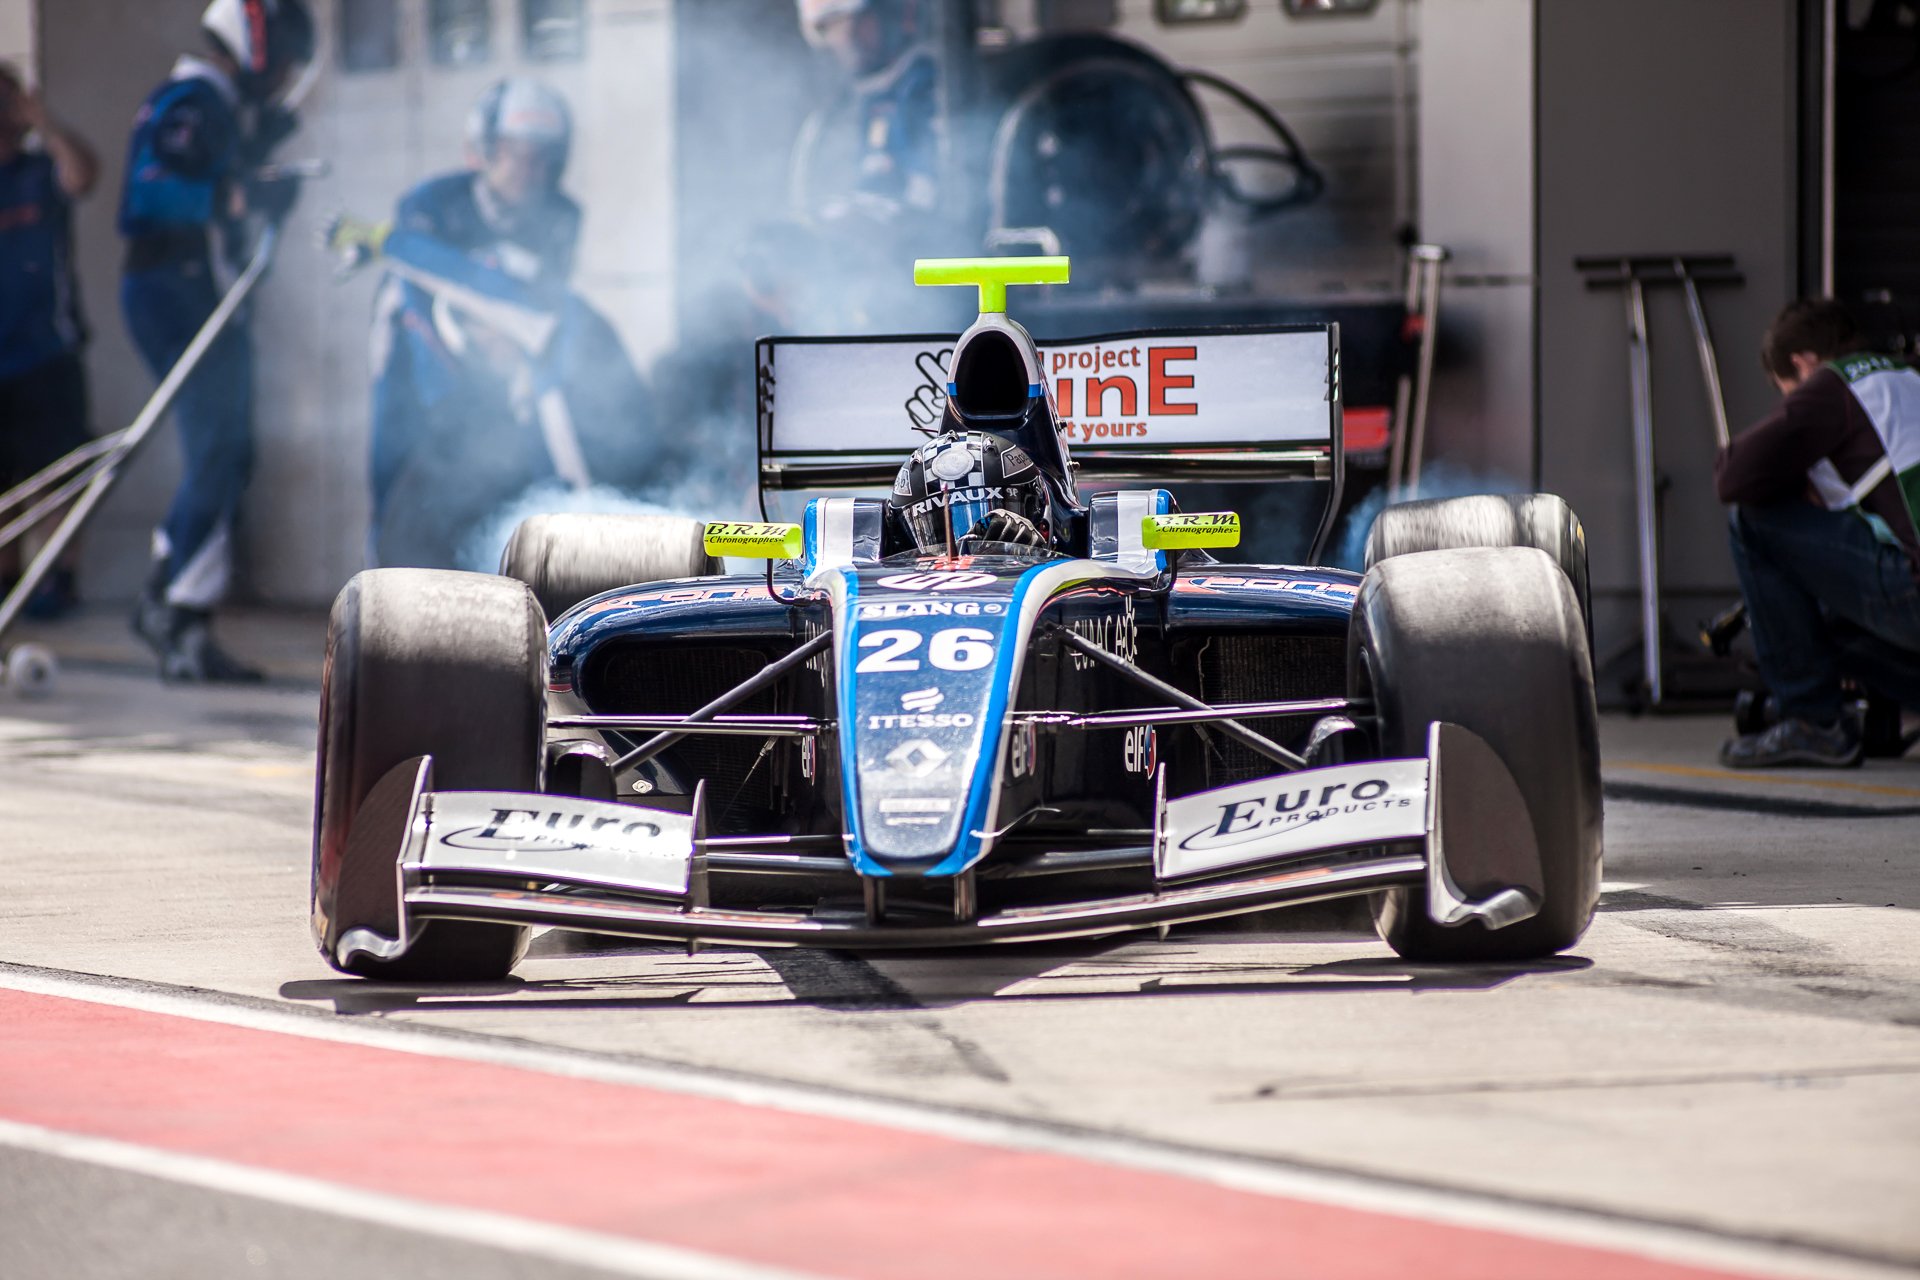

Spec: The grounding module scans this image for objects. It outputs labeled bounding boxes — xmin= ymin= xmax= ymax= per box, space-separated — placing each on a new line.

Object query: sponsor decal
xmin=876 ymin=571 xmax=999 ymax=592
xmin=1124 ymin=725 xmax=1157 ymax=775
xmin=1067 ymin=596 xmax=1137 ymax=670
xmin=857 ymin=627 xmax=995 ymax=673
xmin=1043 ymin=342 xmax=1197 ymax=443
xmin=907 ymin=485 xmax=1009 ymax=517
xmin=880 ymin=796 xmax=953 ymax=814
xmin=867 ymin=712 xmax=976 ymax=730
xmin=642 ymin=585 xmax=759 ymax=604
xmin=1157 ymin=758 xmax=1429 ymax=882
xmin=798 ymin=735 xmax=817 ymax=782
xmin=892 ymin=464 xmax=915 ymax=496
xmin=926 ymin=439 xmax=979 ymax=481
xmin=879 ymin=795 xmax=953 ymax=826
xmin=1009 ymin=719 xmax=1038 ymax=779
xmin=702 ymin=521 xmax=803 ymax=560
xmin=440 ymin=807 xmax=663 ymax=855
xmin=885 ymin=738 xmax=949 ymax=777
xmin=1141 ymin=512 xmax=1240 ymax=551
xmin=900 ymin=687 xmax=943 ymax=712
xmin=1178 ymin=775 xmax=1417 ymax=854
xmin=800 ymin=620 xmax=830 ymax=688
xmin=904 ymin=349 xmax=952 ymax=432
xmin=1179 ymin=575 xmax=1359 ymax=601
xmin=856 ymin=599 xmax=1005 ymax=619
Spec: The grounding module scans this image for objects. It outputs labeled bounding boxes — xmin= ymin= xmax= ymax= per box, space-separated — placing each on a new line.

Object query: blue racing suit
xmin=848 ymin=46 xmax=940 ymax=216
xmin=116 ymin=56 xmax=250 ymax=609
xmin=368 ymin=172 xmax=581 ymax=552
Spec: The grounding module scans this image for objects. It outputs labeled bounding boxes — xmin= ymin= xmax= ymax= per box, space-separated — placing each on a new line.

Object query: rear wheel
xmin=1366 ymin=493 xmax=1591 ymax=646
xmin=1351 ymin=546 xmax=1602 ymax=961
xmin=500 ymin=513 xmax=718 ymax=619
xmin=312 ymin=569 xmax=546 ymax=981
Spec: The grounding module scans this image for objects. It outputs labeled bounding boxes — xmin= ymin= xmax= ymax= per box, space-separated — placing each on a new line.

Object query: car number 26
xmin=856 ymin=628 xmax=995 ymax=673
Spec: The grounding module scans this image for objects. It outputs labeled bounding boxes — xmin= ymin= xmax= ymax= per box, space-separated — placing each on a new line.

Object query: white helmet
xmin=466 ymin=78 xmax=573 ymax=184
xmin=201 ymin=0 xmax=315 ymax=101
xmin=797 ymin=0 xmax=869 ymax=45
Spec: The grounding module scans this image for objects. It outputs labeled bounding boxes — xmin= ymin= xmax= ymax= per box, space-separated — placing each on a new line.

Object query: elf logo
xmin=1124 ymin=725 xmax=1156 ymax=775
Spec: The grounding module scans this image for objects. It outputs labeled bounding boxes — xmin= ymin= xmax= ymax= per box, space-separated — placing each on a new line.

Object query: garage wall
xmin=1005 ymin=0 xmax=1420 ymax=297
xmin=36 ymin=0 xmax=675 ymax=607
xmin=1537 ymin=0 xmax=1799 ymax=662
xmin=1416 ymin=0 xmax=1534 ymax=483
xmin=0 ymin=0 xmax=29 ymax=70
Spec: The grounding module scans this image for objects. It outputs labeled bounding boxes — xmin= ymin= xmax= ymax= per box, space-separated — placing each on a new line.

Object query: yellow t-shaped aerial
xmin=913 ymin=256 xmax=1070 ymax=314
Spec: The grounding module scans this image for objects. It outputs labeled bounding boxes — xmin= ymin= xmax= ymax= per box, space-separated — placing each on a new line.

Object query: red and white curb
xmin=0 ymin=967 xmax=1902 ymax=1280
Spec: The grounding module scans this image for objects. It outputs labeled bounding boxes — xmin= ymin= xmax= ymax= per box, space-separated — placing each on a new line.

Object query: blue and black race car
xmin=311 ymin=258 xmax=1599 ymax=981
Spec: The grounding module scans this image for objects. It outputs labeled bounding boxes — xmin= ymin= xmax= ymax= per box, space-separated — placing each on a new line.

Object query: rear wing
xmin=756 ymin=324 xmax=1343 ymax=501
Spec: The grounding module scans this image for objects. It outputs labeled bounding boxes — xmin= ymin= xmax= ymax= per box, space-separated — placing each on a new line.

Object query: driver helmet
xmin=467 ymin=78 xmax=574 ymax=186
xmin=201 ymin=0 xmax=315 ymax=102
xmin=891 ymin=431 xmax=1054 ymax=555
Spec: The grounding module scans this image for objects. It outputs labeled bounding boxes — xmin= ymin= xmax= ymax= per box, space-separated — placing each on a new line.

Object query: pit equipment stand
xmin=1576 ymin=253 xmax=1743 ymax=709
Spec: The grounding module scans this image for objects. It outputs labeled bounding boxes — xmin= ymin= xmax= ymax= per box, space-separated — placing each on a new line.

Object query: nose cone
xmin=832 ymin=567 xmax=1026 ymax=877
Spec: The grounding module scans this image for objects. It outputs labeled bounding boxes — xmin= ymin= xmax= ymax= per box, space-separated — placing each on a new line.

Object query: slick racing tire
xmin=500 ymin=513 xmax=719 ymax=620
xmin=1352 ymin=546 xmax=1602 ymax=961
xmin=313 ymin=569 xmax=545 ymax=981
xmin=1364 ymin=493 xmax=1591 ymax=648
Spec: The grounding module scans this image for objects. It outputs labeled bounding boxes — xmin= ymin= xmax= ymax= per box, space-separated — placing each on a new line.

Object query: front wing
xmin=324 ymin=723 xmax=1543 ymax=969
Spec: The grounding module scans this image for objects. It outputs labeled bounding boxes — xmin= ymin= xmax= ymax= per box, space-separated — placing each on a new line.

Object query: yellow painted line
xmin=1613 ymin=759 xmax=1920 ymax=800
xmin=237 ymin=763 xmax=307 ymax=779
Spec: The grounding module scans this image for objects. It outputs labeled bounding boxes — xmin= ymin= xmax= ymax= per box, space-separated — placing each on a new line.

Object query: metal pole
xmin=0 ymin=430 xmax=129 ymax=527
xmin=1675 ymin=258 xmax=1731 ymax=449
xmin=1624 ymin=275 xmax=1663 ymax=706
xmin=1387 ymin=248 xmax=1422 ymax=493
xmin=1404 ymin=245 xmax=1448 ymax=496
xmin=0 ymin=226 xmax=280 ymax=645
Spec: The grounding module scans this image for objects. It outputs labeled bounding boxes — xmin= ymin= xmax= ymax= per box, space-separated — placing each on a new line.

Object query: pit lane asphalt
xmin=1 ymin=630 xmax=1917 ymax=1279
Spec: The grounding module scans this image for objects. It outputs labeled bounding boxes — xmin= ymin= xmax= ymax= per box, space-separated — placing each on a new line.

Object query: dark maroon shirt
xmin=1715 ymin=365 xmax=1920 ymax=577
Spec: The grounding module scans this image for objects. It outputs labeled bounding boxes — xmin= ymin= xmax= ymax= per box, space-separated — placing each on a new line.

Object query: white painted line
xmin=0 ymin=1118 xmax=828 ymax=1280
xmin=2 ymin=965 xmax=1911 ymax=1280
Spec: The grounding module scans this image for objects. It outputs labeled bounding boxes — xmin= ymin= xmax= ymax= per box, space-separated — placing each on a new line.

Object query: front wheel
xmin=312 ymin=568 xmax=546 ymax=981
xmin=1351 ymin=546 xmax=1602 ymax=961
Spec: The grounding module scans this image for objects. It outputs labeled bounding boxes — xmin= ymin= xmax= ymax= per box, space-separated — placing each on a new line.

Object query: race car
xmin=311 ymin=257 xmax=1599 ymax=981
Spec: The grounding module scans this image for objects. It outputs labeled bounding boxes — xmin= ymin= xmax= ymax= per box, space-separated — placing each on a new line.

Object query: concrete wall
xmin=1026 ymin=0 xmax=1422 ymax=297
xmin=1536 ymin=0 xmax=1799 ymax=658
xmin=1417 ymin=0 xmax=1534 ymax=483
xmin=0 ymin=0 xmax=30 ymax=70
xmin=37 ymin=0 xmax=674 ymax=607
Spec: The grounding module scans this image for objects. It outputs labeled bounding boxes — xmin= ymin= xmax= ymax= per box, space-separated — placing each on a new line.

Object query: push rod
xmin=610 ymin=631 xmax=832 ymax=773
xmin=1047 ymin=627 xmax=1305 ymax=771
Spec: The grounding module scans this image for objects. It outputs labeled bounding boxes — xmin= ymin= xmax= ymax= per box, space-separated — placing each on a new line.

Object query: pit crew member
xmin=1717 ymin=298 xmax=1920 ymax=767
xmin=119 ymin=0 xmax=313 ymax=682
xmin=364 ymin=77 xmax=581 ymax=558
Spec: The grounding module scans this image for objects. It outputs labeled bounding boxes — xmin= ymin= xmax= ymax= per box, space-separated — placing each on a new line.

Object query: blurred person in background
xmin=0 ymin=61 xmax=98 ymax=619
xmin=118 ymin=0 xmax=313 ymax=683
xmin=362 ymin=77 xmax=585 ymax=564
xmin=797 ymin=0 xmax=941 ymax=223
xmin=1716 ymin=298 xmax=1920 ymax=768
xmin=781 ymin=0 xmax=965 ymax=334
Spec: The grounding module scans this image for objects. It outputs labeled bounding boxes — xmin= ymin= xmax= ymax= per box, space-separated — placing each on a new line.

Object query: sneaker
xmin=161 ymin=613 xmax=266 ymax=684
xmin=1720 ymin=715 xmax=1863 ymax=769
xmin=130 ymin=558 xmax=174 ymax=658
xmin=130 ymin=593 xmax=174 ymax=659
